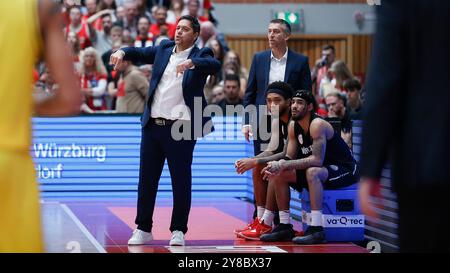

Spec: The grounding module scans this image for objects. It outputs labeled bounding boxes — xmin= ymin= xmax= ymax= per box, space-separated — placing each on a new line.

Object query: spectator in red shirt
xmin=83 ymin=0 xmax=104 ymax=31
xmin=67 ymin=31 xmax=81 ymax=70
xmin=183 ymin=0 xmax=211 ymax=20
xmin=84 ymin=0 xmax=98 ymax=20
xmin=186 ymin=0 xmax=209 ymax=22
xmin=61 ymin=0 xmax=74 ymax=27
xmin=135 ymin=16 xmax=154 ymax=48
xmin=65 ymin=5 xmax=93 ymax=49
xmin=150 ymin=6 xmax=176 ymax=39
xmin=34 ymin=66 xmax=56 ymax=98
xmin=79 ymin=47 xmax=108 ymax=111
xmin=202 ymin=0 xmax=213 ymax=19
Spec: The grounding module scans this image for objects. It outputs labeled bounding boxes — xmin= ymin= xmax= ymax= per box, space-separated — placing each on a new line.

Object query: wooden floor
xmin=40 ymin=197 xmax=368 ymax=253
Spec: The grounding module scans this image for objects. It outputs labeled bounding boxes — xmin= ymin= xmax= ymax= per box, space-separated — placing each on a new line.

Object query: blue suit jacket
xmin=122 ymin=39 xmax=221 ymax=138
xmin=243 ymin=49 xmax=312 ymax=124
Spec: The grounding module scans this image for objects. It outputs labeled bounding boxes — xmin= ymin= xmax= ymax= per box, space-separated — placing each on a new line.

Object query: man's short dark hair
xmin=266 ymin=81 xmax=294 ymax=99
xmin=179 ymin=15 xmax=200 ymax=33
xmin=224 ymin=74 xmax=240 ymax=87
xmin=343 ymin=78 xmax=362 ymax=92
xmin=322 ymin=44 xmax=335 ymax=53
xmin=270 ymin=19 xmax=291 ymax=35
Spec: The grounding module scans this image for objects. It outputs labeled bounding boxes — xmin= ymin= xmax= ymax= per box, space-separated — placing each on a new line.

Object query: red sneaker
xmin=238 ymin=220 xmax=272 ymax=241
xmin=234 ymin=217 xmax=260 ymax=236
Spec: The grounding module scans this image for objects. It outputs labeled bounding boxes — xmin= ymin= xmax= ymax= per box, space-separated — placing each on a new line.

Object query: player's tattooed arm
xmin=261 ymin=121 xmax=295 ymax=174
xmin=256 ymin=141 xmax=287 ymax=165
xmin=282 ymin=120 xmax=327 ymax=171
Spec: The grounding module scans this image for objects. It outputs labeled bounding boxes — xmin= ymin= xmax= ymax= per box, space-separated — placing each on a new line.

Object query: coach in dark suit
xmin=110 ymin=15 xmax=221 ymax=246
xmin=243 ymin=19 xmax=311 ymax=155
xmin=359 ymin=0 xmax=450 ymax=252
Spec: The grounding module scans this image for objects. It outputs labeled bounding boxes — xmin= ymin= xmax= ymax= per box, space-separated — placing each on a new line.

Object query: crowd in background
xmin=33 ymin=0 xmax=364 ymax=121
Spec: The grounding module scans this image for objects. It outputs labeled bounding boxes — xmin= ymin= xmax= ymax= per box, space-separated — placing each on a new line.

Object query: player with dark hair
xmin=260 ymin=90 xmax=359 ymax=243
xmin=235 ymin=81 xmax=293 ymax=240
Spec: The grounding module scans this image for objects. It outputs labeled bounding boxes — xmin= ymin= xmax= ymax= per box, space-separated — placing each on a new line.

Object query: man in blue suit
xmin=242 ymin=19 xmax=312 ymax=226
xmin=110 ymin=15 xmax=221 ymax=246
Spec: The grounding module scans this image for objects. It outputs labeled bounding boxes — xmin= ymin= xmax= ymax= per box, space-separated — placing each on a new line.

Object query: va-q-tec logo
xmin=367 ymin=0 xmax=381 ymax=5
xmin=325 ymin=216 xmax=364 ymax=226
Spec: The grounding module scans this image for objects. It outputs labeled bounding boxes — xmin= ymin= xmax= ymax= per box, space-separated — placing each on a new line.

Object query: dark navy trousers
xmin=135 ymin=122 xmax=196 ymax=234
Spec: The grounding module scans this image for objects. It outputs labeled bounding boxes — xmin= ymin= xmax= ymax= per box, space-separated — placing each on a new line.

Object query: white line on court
xmin=60 ymin=204 xmax=107 ymax=253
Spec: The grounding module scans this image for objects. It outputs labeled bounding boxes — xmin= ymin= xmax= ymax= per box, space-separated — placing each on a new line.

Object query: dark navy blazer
xmin=122 ymin=39 xmax=221 ymax=138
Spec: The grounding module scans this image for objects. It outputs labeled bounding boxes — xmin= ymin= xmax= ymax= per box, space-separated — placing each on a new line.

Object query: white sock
xmin=261 ymin=210 xmax=274 ymax=226
xmin=279 ymin=210 xmax=290 ymax=224
xmin=257 ymin=206 xmax=265 ymax=219
xmin=311 ymin=210 xmax=323 ymax=226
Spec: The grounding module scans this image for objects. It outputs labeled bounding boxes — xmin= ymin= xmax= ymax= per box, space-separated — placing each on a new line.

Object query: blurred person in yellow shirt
xmin=0 ymin=0 xmax=82 ymax=252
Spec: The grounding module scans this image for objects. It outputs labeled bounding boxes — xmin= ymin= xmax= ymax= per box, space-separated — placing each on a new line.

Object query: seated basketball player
xmin=234 ymin=81 xmax=293 ymax=240
xmin=260 ymin=90 xmax=359 ymax=244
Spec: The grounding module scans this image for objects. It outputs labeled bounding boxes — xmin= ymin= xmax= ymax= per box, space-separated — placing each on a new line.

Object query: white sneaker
xmin=169 ymin=230 xmax=185 ymax=246
xmin=128 ymin=229 xmax=153 ymax=245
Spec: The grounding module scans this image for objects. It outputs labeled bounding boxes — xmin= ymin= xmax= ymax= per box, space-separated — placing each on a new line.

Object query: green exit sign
xmin=272 ymin=9 xmax=304 ymax=32
xmin=276 ymin=12 xmax=299 ymax=25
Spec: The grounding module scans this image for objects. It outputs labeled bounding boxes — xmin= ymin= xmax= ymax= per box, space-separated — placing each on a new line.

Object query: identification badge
xmin=93 ymin=98 xmax=103 ymax=107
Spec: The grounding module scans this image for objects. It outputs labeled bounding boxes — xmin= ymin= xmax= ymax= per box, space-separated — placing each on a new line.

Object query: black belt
xmin=151 ymin=117 xmax=177 ymax=126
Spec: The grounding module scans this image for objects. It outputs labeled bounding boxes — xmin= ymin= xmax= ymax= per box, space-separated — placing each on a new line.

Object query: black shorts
xmin=292 ymin=163 xmax=359 ymax=191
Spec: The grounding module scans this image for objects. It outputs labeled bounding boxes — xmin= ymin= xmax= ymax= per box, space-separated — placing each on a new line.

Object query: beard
xmin=291 ymin=109 xmax=307 ymax=121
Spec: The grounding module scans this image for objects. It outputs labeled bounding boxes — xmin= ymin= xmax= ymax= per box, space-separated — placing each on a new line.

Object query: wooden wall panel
xmin=225 ymin=34 xmax=373 ymax=80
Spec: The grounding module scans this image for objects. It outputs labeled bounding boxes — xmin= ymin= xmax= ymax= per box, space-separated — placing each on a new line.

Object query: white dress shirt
xmin=151 ymin=45 xmax=194 ymax=121
xmin=242 ymin=48 xmax=289 ymax=131
xmin=268 ymin=48 xmax=288 ymax=84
